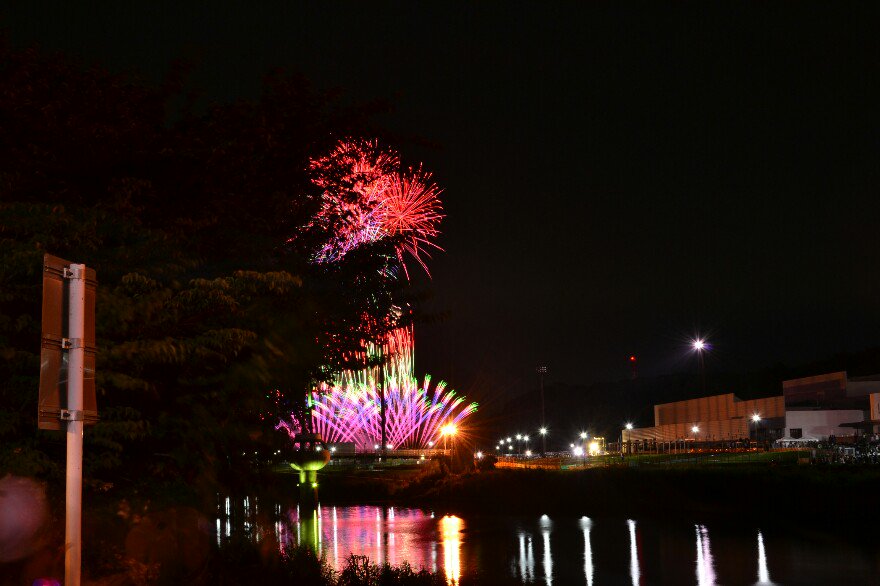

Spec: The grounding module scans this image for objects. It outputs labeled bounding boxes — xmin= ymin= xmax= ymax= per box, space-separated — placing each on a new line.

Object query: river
xmin=216 ymin=501 xmax=879 ymax=584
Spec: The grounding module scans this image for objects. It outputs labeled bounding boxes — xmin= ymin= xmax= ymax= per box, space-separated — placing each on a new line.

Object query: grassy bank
xmin=316 ymin=463 xmax=880 ymax=525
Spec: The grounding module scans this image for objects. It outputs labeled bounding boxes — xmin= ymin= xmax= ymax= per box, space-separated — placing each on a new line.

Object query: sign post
xmin=39 ymin=255 xmax=97 ymax=586
xmin=65 ymin=263 xmax=85 ymax=586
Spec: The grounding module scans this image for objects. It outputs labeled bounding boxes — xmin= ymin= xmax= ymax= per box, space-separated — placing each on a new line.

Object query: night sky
xmin=6 ymin=3 xmax=880 ymax=402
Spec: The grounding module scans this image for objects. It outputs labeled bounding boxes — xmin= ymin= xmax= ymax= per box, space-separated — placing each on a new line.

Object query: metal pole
xmin=66 ymin=264 xmax=85 ymax=586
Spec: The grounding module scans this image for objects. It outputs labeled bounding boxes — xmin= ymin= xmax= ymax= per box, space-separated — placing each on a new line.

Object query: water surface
xmin=219 ymin=501 xmax=880 ymax=584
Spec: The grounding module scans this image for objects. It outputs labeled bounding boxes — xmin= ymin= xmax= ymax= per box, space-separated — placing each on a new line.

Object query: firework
xmin=306 ymin=139 xmax=444 ymax=277
xmin=278 ymin=375 xmax=476 ymax=451
xmin=278 ymin=326 xmax=477 ymax=450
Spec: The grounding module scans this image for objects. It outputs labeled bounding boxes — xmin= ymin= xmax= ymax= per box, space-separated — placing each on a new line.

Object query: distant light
xmin=525 ymin=450 xmax=532 ymax=456
xmin=569 ymin=443 xmax=575 ymax=448
xmin=428 ymin=441 xmax=434 ymax=447
xmin=691 ymin=425 xmax=700 ymax=433
xmin=506 ymin=437 xmax=512 ymax=443
xmin=516 ymin=434 xmax=523 ymax=440
xmin=573 ymin=447 xmax=584 ymax=456
xmin=692 ymin=338 xmax=707 ymax=351
xmin=579 ymin=432 xmax=587 ymax=439
xmin=539 ymin=427 xmax=548 ymax=435
xmin=311 ymin=482 xmax=318 ymax=488
xmin=523 ymin=435 xmax=530 ymax=442
xmin=374 ymin=444 xmax=380 ymax=450
xmin=629 ymin=355 xmax=636 ymax=362
xmin=588 ymin=441 xmax=600 ymax=455
xmin=752 ymin=414 xmax=761 ymax=422
xmin=386 ymin=444 xmax=393 ymax=449
xmin=330 ymin=446 xmax=337 ymax=452
xmin=315 ymin=446 xmax=322 ymax=451
xmin=476 ymin=451 xmax=483 ymax=459
xmin=625 ymin=423 xmax=634 ymax=430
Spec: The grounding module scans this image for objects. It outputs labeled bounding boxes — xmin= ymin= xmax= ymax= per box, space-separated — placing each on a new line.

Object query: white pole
xmin=66 ymin=263 xmax=85 ymax=586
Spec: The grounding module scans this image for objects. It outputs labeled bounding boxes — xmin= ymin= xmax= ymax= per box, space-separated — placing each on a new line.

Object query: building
xmin=780 ymin=371 xmax=879 ymax=442
xmin=623 ymin=393 xmax=785 ymax=443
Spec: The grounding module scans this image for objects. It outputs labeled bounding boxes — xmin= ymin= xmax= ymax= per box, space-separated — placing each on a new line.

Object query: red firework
xmin=307 ymin=139 xmax=444 ymax=277
xmin=378 ymin=166 xmax=444 ymax=278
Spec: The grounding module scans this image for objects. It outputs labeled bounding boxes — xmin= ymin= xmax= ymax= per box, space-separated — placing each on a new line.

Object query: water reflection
xmin=210 ymin=502 xmax=875 ymax=585
xmin=540 ymin=515 xmax=553 ymax=585
xmin=757 ymin=531 xmax=773 ymax=585
xmin=627 ymin=519 xmax=641 ymax=586
xmin=580 ymin=517 xmax=593 ymax=586
xmin=695 ymin=524 xmax=716 ymax=586
xmin=440 ymin=515 xmax=463 ymax=584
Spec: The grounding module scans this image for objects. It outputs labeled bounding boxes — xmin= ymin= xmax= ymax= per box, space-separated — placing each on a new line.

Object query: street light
xmin=691 ymin=425 xmax=699 ymax=452
xmin=625 ymin=423 xmax=634 ymax=430
xmin=537 ymin=365 xmax=548 ymax=453
xmin=539 ymin=427 xmax=548 ymax=455
xmin=751 ymin=414 xmax=762 ymax=447
xmin=441 ymin=423 xmax=458 ymax=451
xmin=691 ymin=338 xmax=709 ymax=393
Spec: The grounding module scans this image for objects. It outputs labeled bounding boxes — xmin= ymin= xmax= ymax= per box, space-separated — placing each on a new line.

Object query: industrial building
xmin=623 ymin=371 xmax=880 ymax=446
xmin=780 ymin=371 xmax=880 ymax=442
xmin=623 ymin=393 xmax=785 ymax=443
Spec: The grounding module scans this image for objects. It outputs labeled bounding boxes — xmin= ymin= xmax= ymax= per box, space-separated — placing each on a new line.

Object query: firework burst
xmin=306 ymin=139 xmax=444 ymax=277
xmin=278 ymin=326 xmax=477 ymax=450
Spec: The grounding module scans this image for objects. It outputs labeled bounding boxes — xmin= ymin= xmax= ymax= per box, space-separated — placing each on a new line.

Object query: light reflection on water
xmin=213 ymin=501 xmax=877 ymax=585
xmin=628 ymin=519 xmax=641 ymax=586
xmin=695 ymin=524 xmax=716 ymax=586
xmin=580 ymin=516 xmax=593 ymax=586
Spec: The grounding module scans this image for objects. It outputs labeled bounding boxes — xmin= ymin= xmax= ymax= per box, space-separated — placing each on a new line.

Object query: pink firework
xmin=280 ymin=375 xmax=476 ymax=451
xmin=278 ymin=326 xmax=477 ymax=450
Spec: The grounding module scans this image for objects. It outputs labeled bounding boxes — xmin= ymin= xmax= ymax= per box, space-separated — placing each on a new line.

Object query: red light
xmin=629 ymin=355 xmax=636 ymax=362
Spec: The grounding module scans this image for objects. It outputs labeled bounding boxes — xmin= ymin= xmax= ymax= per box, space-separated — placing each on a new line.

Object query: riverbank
xmin=317 ymin=464 xmax=880 ymax=526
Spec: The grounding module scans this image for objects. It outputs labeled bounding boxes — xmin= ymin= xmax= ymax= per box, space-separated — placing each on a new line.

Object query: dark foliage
xmin=0 ymin=40 xmax=413 ymax=498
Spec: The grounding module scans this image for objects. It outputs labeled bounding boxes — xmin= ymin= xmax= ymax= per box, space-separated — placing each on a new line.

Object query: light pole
xmin=624 ymin=423 xmax=633 ymax=456
xmin=579 ymin=432 xmax=588 ymax=467
xmin=691 ymin=338 xmax=709 ymax=394
xmin=539 ymin=427 xmax=548 ymax=455
xmin=751 ymin=414 xmax=761 ymax=450
xmin=691 ymin=425 xmax=700 ymax=455
xmin=537 ymin=365 xmax=548 ymax=452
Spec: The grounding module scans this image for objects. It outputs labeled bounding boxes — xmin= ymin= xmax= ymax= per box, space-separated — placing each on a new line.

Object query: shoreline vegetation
xmin=315 ymin=463 xmax=880 ymax=525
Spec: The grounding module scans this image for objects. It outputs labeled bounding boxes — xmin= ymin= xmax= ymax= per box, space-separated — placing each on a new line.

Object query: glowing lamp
xmin=625 ymin=423 xmax=634 ymax=430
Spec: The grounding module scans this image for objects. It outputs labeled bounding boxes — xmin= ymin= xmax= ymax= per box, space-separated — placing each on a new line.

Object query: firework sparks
xmin=306 ymin=139 xmax=444 ymax=277
xmin=278 ymin=326 xmax=476 ymax=450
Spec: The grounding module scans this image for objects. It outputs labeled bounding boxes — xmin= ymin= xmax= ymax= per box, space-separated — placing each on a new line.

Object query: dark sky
xmin=6 ymin=3 xmax=880 ymax=400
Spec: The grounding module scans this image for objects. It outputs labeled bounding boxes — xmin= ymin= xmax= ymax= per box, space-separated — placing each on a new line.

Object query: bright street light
xmin=625 ymin=423 xmax=634 ymax=430
xmin=516 ymin=434 xmax=523 ymax=440
xmin=691 ymin=425 xmax=699 ymax=433
xmin=752 ymin=414 xmax=761 ymax=422
xmin=579 ymin=432 xmax=587 ymax=440
xmin=523 ymin=435 xmax=530 ymax=442
xmin=573 ymin=447 xmax=584 ymax=456
xmin=539 ymin=427 xmax=547 ymax=435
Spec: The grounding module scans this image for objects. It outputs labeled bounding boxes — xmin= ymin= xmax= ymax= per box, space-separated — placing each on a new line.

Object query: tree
xmin=0 ymin=41 xmax=410 ymax=497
